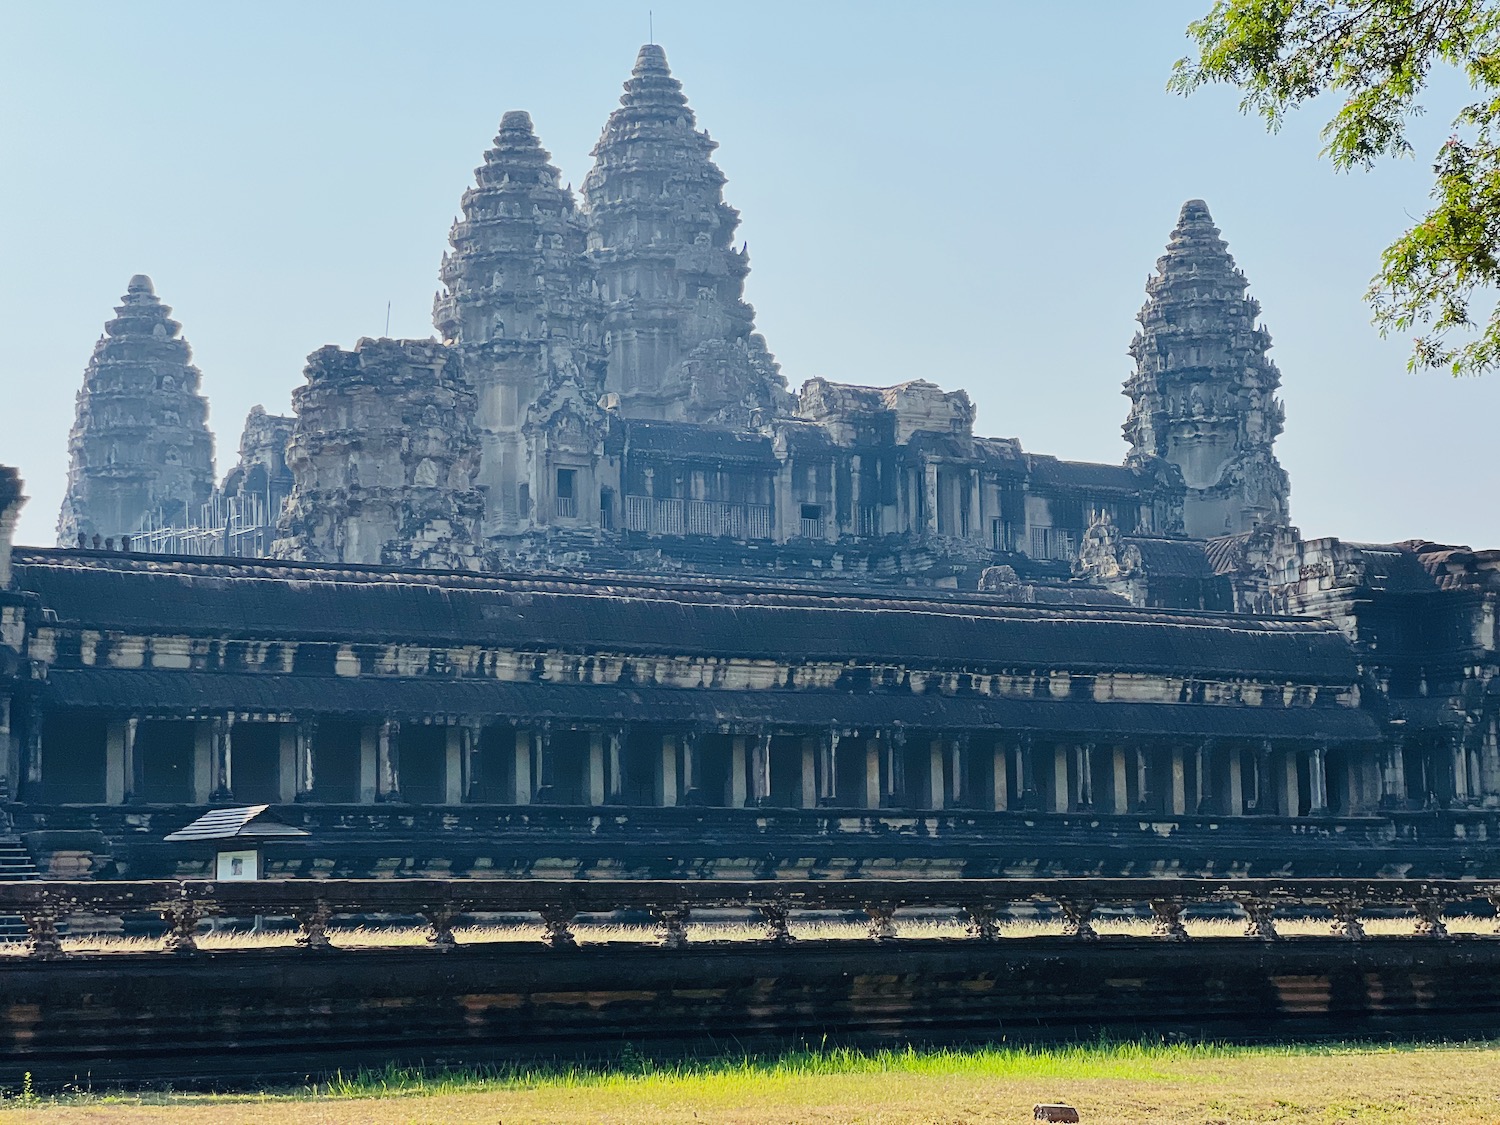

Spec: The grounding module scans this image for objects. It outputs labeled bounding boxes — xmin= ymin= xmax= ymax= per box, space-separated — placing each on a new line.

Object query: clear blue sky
xmin=3 ymin=1 xmax=1495 ymax=548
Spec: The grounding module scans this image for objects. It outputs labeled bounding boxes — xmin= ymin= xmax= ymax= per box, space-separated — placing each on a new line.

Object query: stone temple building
xmin=11 ymin=44 xmax=1500 ymax=880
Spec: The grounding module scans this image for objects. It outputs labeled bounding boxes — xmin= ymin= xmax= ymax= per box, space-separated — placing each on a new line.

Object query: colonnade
xmin=20 ymin=707 xmax=1401 ymax=816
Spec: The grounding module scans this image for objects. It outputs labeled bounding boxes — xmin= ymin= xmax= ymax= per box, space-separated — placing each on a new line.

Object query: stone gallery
xmin=4 ymin=45 xmax=1499 ymax=879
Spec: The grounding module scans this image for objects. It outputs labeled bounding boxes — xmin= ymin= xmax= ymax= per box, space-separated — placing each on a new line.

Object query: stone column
xmin=192 ymin=722 xmax=213 ymax=804
xmin=659 ymin=733 xmax=679 ymax=807
xmin=211 ymin=715 xmax=234 ymax=803
xmin=444 ymin=726 xmax=464 ymax=805
xmin=294 ymin=721 xmax=316 ymax=802
xmin=533 ymin=724 xmax=555 ymax=803
xmin=966 ymin=469 xmax=981 ymax=540
xmin=606 ymin=727 xmax=625 ymax=803
xmin=922 ymin=463 xmax=939 ymax=536
xmin=950 ymin=734 xmax=969 ymax=809
xmin=1226 ymin=748 xmax=1243 ymax=815
xmin=885 ymin=728 xmax=907 ymax=807
xmin=376 ymin=719 xmax=402 ymax=802
xmin=1110 ymin=745 xmax=1129 ymax=815
xmin=680 ymin=730 xmax=700 ymax=805
xmin=278 ymin=724 xmax=298 ymax=804
xmin=587 ymin=731 xmax=606 ymax=806
xmin=1011 ymin=736 xmax=1030 ymax=810
xmin=928 ymin=738 xmax=946 ymax=811
xmin=1051 ymin=744 xmax=1069 ymax=814
xmin=864 ymin=737 xmax=881 ymax=809
xmin=820 ymin=730 xmax=838 ymax=806
xmin=1169 ymin=745 xmax=1186 ymax=816
xmin=1193 ymin=740 xmax=1211 ymax=814
xmin=1134 ymin=745 xmax=1150 ymax=813
xmin=1282 ymin=747 xmax=1301 ymax=816
xmin=512 ymin=728 xmax=532 ymax=805
xmin=992 ymin=739 xmax=1010 ymax=812
xmin=461 ymin=722 xmax=482 ymax=803
xmin=358 ymin=723 xmax=379 ymax=804
xmin=746 ymin=731 xmax=771 ymax=807
xmin=800 ymin=736 xmax=818 ymax=809
xmin=729 ymin=735 xmax=747 ymax=808
xmin=1250 ymin=741 xmax=1271 ymax=813
xmin=1383 ymin=736 xmax=1408 ymax=808
xmin=1309 ymin=743 xmax=1329 ymax=816
xmin=1074 ymin=742 xmax=1093 ymax=811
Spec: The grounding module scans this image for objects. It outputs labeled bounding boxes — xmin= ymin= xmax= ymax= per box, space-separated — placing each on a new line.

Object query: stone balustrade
xmin=4 ymin=877 xmax=1497 ymax=960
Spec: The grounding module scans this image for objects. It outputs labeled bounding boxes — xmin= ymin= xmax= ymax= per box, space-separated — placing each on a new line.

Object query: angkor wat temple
xmin=4 ymin=45 xmax=1499 ymax=880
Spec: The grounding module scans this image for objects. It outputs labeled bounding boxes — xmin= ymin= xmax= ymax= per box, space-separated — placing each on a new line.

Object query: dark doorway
xmin=41 ymin=713 xmax=107 ymax=803
xmin=233 ymin=722 xmax=282 ymax=804
xmin=136 ymin=720 xmax=197 ymax=803
xmin=539 ymin=730 xmax=588 ymax=805
xmin=313 ymin=720 xmax=362 ymax=803
xmin=401 ymin=726 xmax=448 ymax=804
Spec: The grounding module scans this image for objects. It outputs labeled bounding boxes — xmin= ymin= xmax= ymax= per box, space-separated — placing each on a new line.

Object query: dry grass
xmin=7 ymin=911 xmax=1494 ymax=954
xmin=2 ymin=1040 xmax=1500 ymax=1123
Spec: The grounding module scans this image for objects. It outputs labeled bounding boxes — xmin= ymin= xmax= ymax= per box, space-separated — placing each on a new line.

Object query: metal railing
xmin=2 ymin=877 xmax=1496 ymax=958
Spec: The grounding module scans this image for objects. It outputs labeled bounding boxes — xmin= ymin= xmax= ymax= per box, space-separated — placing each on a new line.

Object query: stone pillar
xmin=680 ymin=730 xmax=700 ymax=804
xmin=1110 ymin=745 xmax=1129 ymax=815
xmin=1282 ymin=747 xmax=1301 ymax=816
xmin=864 ymin=737 xmax=881 ymax=809
xmin=1011 ymin=736 xmax=1030 ymax=810
xmin=211 ymin=715 xmax=234 ymax=803
xmin=533 ymin=724 xmax=555 ymax=803
xmin=992 ymin=740 xmax=1010 ymax=812
xmin=512 ymin=729 xmax=532 ymax=805
xmin=966 ymin=469 xmax=981 ymax=540
xmin=928 ymin=738 xmax=945 ymax=811
xmin=376 ymin=719 xmax=401 ymax=802
xmin=1309 ymin=743 xmax=1329 ymax=816
xmin=1250 ymin=741 xmax=1271 ymax=813
xmin=106 ymin=718 xmax=136 ymax=806
xmin=1074 ymin=743 xmax=1093 ymax=811
xmin=294 ymin=721 xmax=316 ymax=802
xmin=1226 ymin=748 xmax=1243 ymax=815
xmin=730 ymin=735 xmax=747 ymax=808
xmin=461 ymin=722 xmax=482 ymax=803
xmin=1453 ymin=734 xmax=1474 ymax=805
xmin=278 ymin=724 xmax=298 ymax=804
xmin=950 ymin=734 xmax=969 ymax=809
xmin=819 ymin=731 xmax=838 ymax=806
xmin=358 ymin=723 xmax=379 ymax=804
xmin=1193 ymin=741 xmax=1209 ymax=814
xmin=746 ymin=731 xmax=771 ymax=806
xmin=800 ymin=736 xmax=818 ymax=809
xmin=1169 ymin=745 xmax=1186 ymax=816
xmin=922 ymin=463 xmax=939 ymax=536
xmin=588 ymin=731 xmax=606 ymax=806
xmin=1383 ymin=736 xmax=1408 ymax=808
xmin=192 ymin=721 xmax=213 ymax=805
xmin=21 ymin=699 xmax=41 ymax=798
xmin=606 ymin=727 xmax=625 ymax=803
xmin=1134 ymin=745 xmax=1150 ymax=813
xmin=1051 ymin=744 xmax=1069 ymax=814
xmin=885 ymin=728 xmax=907 ymax=807
xmin=444 ymin=726 xmax=464 ymax=805
xmin=660 ymin=733 xmax=679 ymax=807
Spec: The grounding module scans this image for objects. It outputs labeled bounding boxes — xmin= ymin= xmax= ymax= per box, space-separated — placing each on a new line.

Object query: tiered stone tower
xmin=582 ymin=44 xmax=787 ymax=425
xmin=273 ymin=339 xmax=482 ymax=570
xmin=1123 ymin=200 xmax=1289 ymax=539
xmin=434 ymin=110 xmax=605 ymax=535
xmin=56 ymin=275 xmax=216 ymax=545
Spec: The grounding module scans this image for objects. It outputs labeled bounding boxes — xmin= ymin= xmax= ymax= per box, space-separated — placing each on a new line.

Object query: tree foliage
xmin=1170 ymin=1 xmax=1500 ymax=375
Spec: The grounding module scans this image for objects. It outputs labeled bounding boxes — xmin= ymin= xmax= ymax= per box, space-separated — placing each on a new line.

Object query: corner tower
xmin=434 ymin=110 xmax=604 ymax=535
xmin=56 ymin=275 xmax=216 ymax=545
xmin=1123 ymin=201 xmax=1289 ymax=539
xmin=582 ymin=44 xmax=787 ymax=425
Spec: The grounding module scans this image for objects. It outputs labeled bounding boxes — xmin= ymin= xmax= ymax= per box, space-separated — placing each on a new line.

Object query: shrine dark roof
xmin=622 ymin=420 xmax=776 ymax=463
xmin=1126 ymin=537 xmax=1219 ymax=580
xmin=1027 ymin=457 xmax=1144 ymax=494
xmin=11 ymin=548 xmax=1364 ymax=683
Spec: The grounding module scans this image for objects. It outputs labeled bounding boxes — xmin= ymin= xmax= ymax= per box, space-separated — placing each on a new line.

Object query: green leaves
xmin=1173 ymin=1 xmax=1500 ymax=374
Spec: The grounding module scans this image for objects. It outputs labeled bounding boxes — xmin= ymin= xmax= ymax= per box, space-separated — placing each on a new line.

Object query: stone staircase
xmin=0 ymin=782 xmax=44 ymax=940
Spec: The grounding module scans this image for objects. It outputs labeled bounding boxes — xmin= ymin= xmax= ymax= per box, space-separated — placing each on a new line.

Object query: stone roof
xmin=11 ymin=548 xmax=1364 ymax=683
xmin=1122 ymin=536 xmax=1218 ymax=580
xmin=623 ymin=420 xmax=776 ymax=462
xmin=1027 ymin=457 xmax=1144 ymax=494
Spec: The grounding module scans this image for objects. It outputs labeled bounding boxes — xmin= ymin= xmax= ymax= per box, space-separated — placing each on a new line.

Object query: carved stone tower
xmin=434 ymin=110 xmax=605 ymax=535
xmin=274 ymin=338 xmax=482 ymax=570
xmin=582 ymin=44 xmax=787 ymax=425
xmin=56 ymin=275 xmax=216 ymax=545
xmin=1123 ymin=200 xmax=1289 ymax=539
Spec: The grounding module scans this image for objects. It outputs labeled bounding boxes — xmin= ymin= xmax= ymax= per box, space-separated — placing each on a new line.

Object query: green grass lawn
xmin=4 ymin=1040 xmax=1500 ymax=1123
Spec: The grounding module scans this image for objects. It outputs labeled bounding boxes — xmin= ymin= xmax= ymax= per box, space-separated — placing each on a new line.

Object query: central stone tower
xmin=1123 ymin=200 xmax=1289 ymax=539
xmin=582 ymin=44 xmax=788 ymax=426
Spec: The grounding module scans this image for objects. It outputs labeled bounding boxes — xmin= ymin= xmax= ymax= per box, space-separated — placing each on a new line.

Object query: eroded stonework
xmin=274 ymin=339 xmax=481 ymax=569
xmin=1124 ymin=200 xmax=1289 ymax=539
xmin=56 ymin=276 xmax=215 ymax=545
